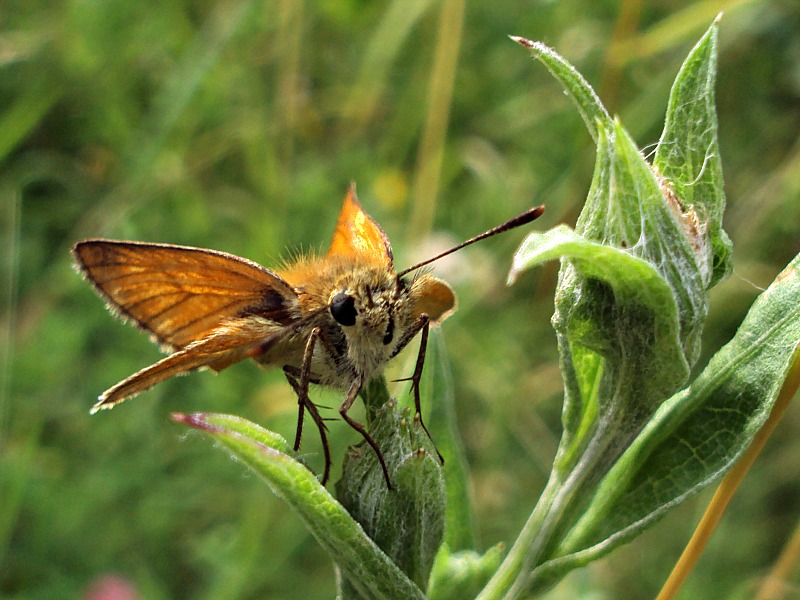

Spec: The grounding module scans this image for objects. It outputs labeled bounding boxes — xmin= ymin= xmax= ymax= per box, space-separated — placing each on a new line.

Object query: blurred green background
xmin=2 ymin=1 xmax=799 ymax=598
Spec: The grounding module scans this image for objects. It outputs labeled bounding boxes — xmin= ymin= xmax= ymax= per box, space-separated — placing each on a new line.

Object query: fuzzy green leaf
xmin=172 ymin=412 xmax=425 ymax=600
xmin=336 ymin=382 xmax=445 ymax=596
xmin=510 ymin=35 xmax=611 ymax=143
xmin=577 ymin=119 xmax=708 ymax=369
xmin=653 ymin=17 xmax=732 ymax=288
xmin=507 ymin=24 xmax=717 ymax=493
xmin=509 ymin=222 xmax=685 ymax=461
xmin=511 ymin=119 xmax=704 ymax=481
xmin=527 ymin=252 xmax=800 ymax=591
xmin=483 ymin=20 xmax=734 ymax=599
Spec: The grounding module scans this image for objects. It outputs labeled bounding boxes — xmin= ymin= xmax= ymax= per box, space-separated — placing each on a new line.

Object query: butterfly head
xmin=328 ymin=266 xmax=405 ymax=343
xmin=321 ymin=263 xmax=455 ymax=376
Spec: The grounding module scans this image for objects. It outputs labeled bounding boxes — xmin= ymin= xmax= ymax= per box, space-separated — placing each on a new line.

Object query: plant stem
xmin=477 ymin=423 xmax=617 ymax=599
xmin=475 ymin=472 xmax=560 ymax=600
xmin=656 ymin=349 xmax=800 ymax=600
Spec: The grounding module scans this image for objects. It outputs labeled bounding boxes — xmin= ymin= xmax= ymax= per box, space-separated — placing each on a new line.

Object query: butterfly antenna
xmin=397 ymin=205 xmax=544 ymax=277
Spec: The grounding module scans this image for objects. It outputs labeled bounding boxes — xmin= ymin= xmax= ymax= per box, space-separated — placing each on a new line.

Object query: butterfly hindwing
xmin=91 ymin=318 xmax=287 ymax=411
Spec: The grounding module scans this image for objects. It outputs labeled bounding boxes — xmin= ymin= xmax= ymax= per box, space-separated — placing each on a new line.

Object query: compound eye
xmin=330 ymin=292 xmax=357 ymax=326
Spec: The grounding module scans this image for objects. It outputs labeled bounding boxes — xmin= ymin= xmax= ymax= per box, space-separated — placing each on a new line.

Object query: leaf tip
xmin=506 ymin=267 xmax=520 ymax=286
xmin=509 ymin=34 xmax=535 ymax=49
xmin=171 ymin=412 xmax=223 ymax=433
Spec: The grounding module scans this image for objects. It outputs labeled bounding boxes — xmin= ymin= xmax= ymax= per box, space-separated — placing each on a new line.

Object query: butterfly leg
xmin=390 ymin=315 xmax=443 ymax=464
xmin=338 ymin=374 xmax=392 ymax=489
xmin=282 ymin=368 xmax=322 ymax=449
xmin=284 ymin=327 xmax=333 ymax=485
xmin=283 ymin=368 xmax=303 ymax=447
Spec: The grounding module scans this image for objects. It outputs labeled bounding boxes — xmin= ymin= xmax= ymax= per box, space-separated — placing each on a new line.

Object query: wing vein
xmin=167 ymin=298 xmax=249 ymax=337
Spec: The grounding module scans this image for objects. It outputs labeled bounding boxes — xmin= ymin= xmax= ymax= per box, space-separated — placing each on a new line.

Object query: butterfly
xmin=72 ymin=184 xmax=544 ymax=486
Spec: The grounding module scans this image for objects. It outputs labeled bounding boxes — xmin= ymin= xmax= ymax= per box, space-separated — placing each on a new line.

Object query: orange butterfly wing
xmin=72 ymin=240 xmax=298 ymax=351
xmin=89 ymin=318 xmax=290 ymax=411
xmin=326 ymin=183 xmax=393 ymax=268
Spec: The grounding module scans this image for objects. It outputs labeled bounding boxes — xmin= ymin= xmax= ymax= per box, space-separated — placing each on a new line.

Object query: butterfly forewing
xmin=72 ymin=240 xmax=298 ymax=350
